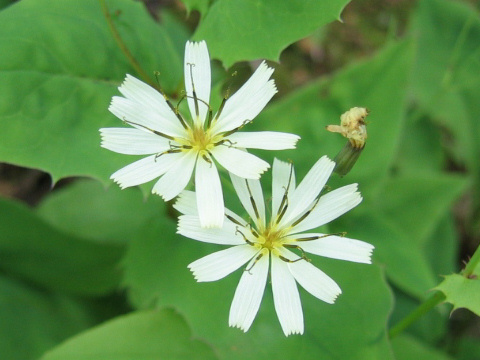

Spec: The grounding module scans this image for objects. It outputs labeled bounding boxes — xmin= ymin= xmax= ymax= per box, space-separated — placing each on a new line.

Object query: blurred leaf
xmin=41 ymin=309 xmax=218 ymax=360
xmin=124 ymin=217 xmax=393 ymax=360
xmin=193 ymin=0 xmax=350 ymax=67
xmin=456 ymin=336 xmax=480 ymax=360
xmin=250 ymin=40 xmax=412 ymax=199
xmin=0 ymin=197 xmax=124 ymax=296
xmin=36 ymin=180 xmax=165 ymax=245
xmin=435 ymin=274 xmax=480 ymax=316
xmin=181 ymin=0 xmax=210 ymax=17
xmin=411 ymin=0 xmax=480 ymax=187
xmin=391 ymin=334 xmax=453 ymax=360
xmin=375 ymin=173 xmax=468 ymax=244
xmin=0 ymin=0 xmax=187 ymax=184
xmin=340 ymin=211 xmax=438 ymax=299
xmin=0 ymin=276 xmax=96 ymax=360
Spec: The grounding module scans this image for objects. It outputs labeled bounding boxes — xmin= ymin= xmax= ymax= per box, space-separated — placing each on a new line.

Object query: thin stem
xmin=462 ymin=244 xmax=480 ymax=277
xmin=388 ymin=291 xmax=446 ymax=339
xmin=99 ymin=0 xmax=159 ymax=90
xmin=388 ymin=243 xmax=480 ymax=339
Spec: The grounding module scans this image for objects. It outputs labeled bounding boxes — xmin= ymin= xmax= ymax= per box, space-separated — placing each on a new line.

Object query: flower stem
xmin=388 ymin=291 xmax=446 ymax=339
xmin=99 ymin=0 xmax=159 ymax=90
xmin=462 ymin=244 xmax=480 ymax=277
xmin=388 ymin=243 xmax=480 ymax=339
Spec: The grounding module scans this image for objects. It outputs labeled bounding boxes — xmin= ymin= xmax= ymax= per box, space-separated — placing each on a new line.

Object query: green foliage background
xmin=0 ymin=0 xmax=479 ymax=359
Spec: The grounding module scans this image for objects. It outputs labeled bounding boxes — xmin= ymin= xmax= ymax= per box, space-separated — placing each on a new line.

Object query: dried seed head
xmin=326 ymin=107 xmax=369 ymax=149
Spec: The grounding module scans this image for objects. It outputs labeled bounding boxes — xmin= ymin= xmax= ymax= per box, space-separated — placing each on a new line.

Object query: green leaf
xmin=435 ymin=274 xmax=480 ymax=316
xmin=0 ymin=276 xmax=97 ymax=360
xmin=36 ymin=180 xmax=165 ymax=245
xmin=375 ymin=173 xmax=468 ymax=244
xmin=0 ymin=196 xmax=124 ymax=296
xmin=193 ymin=0 xmax=350 ymax=67
xmin=0 ymin=0 xmax=187 ymax=184
xmin=391 ymin=334 xmax=453 ymax=360
xmin=41 ymin=309 xmax=218 ymax=360
xmin=410 ymin=0 xmax=480 ymax=186
xmin=181 ymin=0 xmax=210 ymax=17
xmin=124 ymin=217 xmax=394 ymax=360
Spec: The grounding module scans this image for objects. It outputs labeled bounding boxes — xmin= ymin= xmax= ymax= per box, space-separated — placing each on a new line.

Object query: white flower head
xmin=100 ymin=41 xmax=300 ymax=228
xmin=174 ymin=156 xmax=374 ymax=336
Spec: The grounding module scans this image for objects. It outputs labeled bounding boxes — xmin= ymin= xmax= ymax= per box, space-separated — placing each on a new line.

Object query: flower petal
xmin=271 ymin=159 xmax=295 ymax=220
xmin=271 ymin=255 xmax=304 ymax=336
xmin=117 ymin=74 xmax=181 ymax=130
xmin=177 ymin=215 xmax=246 ymax=245
xmin=110 ymin=153 xmax=180 ymax=189
xmin=152 ymin=151 xmax=196 ymax=201
xmin=174 ymin=190 xmax=198 ymax=215
xmin=195 ymin=157 xmax=224 ymax=228
xmin=212 ymin=61 xmax=277 ymax=134
xmin=100 ymin=128 xmax=170 ymax=155
xmin=229 ymin=250 xmax=269 ymax=332
xmin=293 ymin=234 xmax=374 ymax=264
xmin=184 ymin=41 xmax=211 ymax=126
xmin=109 ymin=96 xmax=185 ymax=139
xmin=288 ymin=184 xmax=362 ymax=234
xmin=188 ymin=245 xmax=258 ymax=282
xmin=280 ymin=156 xmax=335 ymax=227
xmin=227 ymin=132 xmax=300 ymax=150
xmin=212 ymin=146 xmax=269 ymax=179
xmin=230 ymin=173 xmax=265 ymax=228
xmin=282 ymin=248 xmax=341 ymax=304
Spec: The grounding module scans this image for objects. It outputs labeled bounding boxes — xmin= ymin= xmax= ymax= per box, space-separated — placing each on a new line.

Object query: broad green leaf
xmin=411 ymin=0 xmax=480 ymax=187
xmin=456 ymin=336 xmax=480 ymax=360
xmin=36 ymin=180 xmax=165 ymax=245
xmin=0 ymin=276 xmax=97 ymax=360
xmin=124 ymin=217 xmax=394 ymax=360
xmin=374 ymin=173 xmax=468 ymax=244
xmin=391 ymin=334 xmax=453 ymax=360
xmin=0 ymin=0 xmax=187 ymax=184
xmin=41 ymin=309 xmax=218 ymax=360
xmin=435 ymin=274 xmax=480 ymax=316
xmin=0 ymin=196 xmax=124 ymax=296
xmin=193 ymin=0 xmax=350 ymax=67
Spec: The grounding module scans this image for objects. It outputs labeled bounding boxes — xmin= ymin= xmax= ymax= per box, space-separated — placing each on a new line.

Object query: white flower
xmin=100 ymin=41 xmax=300 ymax=228
xmin=174 ymin=156 xmax=374 ymax=336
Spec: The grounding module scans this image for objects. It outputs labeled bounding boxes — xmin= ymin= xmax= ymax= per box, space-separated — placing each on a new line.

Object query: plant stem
xmin=99 ymin=0 xmax=159 ymax=90
xmin=388 ymin=243 xmax=480 ymax=339
xmin=388 ymin=291 xmax=446 ymax=339
xmin=462 ymin=244 xmax=480 ymax=277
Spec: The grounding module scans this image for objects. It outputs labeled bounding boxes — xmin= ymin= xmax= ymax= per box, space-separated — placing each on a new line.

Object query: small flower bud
xmin=326 ymin=107 xmax=369 ymax=176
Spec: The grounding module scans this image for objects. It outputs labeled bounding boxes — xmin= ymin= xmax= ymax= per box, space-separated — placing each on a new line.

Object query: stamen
xmin=213 ymin=139 xmax=235 ymax=147
xmin=275 ymin=163 xmax=294 ymax=224
xmin=187 ymin=63 xmax=200 ymax=119
xmin=219 ymin=119 xmax=250 ymax=137
xmin=290 ymin=196 xmax=321 ymax=228
xmin=294 ymin=232 xmax=347 ymax=242
xmin=245 ymin=180 xmax=260 ymax=221
xmin=154 ymin=148 xmax=182 ymax=161
xmin=211 ymin=71 xmax=236 ymax=124
xmin=122 ymin=117 xmax=175 ymax=140
xmin=245 ymin=251 xmax=265 ymax=274
xmin=235 ymin=227 xmax=254 ymax=245
xmin=226 ymin=214 xmax=243 ymax=226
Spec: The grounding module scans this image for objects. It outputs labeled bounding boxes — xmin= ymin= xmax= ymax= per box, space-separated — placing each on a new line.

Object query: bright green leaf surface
xmin=0 ymin=196 xmax=124 ymax=296
xmin=0 ymin=0 xmax=186 ymax=184
xmin=124 ymin=217 xmax=393 ymax=360
xmin=0 ymin=276 xmax=97 ymax=360
xmin=391 ymin=334 xmax=453 ymax=360
xmin=193 ymin=0 xmax=350 ymax=67
xmin=435 ymin=274 xmax=480 ymax=316
xmin=36 ymin=180 xmax=165 ymax=245
xmin=41 ymin=309 xmax=218 ymax=360
xmin=375 ymin=173 xmax=468 ymax=244
xmin=181 ymin=0 xmax=210 ymax=17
